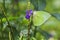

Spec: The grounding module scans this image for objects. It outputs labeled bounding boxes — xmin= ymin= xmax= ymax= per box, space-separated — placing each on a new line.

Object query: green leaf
xmin=0 ymin=13 xmax=5 ymax=19
xmin=42 ymin=16 xmax=60 ymax=31
xmin=51 ymin=13 xmax=60 ymax=21
xmin=30 ymin=0 xmax=46 ymax=10
xmin=37 ymin=28 xmax=52 ymax=39
xmin=31 ymin=37 xmax=37 ymax=40
xmin=33 ymin=11 xmax=51 ymax=26
xmin=18 ymin=1 xmax=34 ymax=11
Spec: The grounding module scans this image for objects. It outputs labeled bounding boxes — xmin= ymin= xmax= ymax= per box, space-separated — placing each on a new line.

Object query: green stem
xmin=3 ymin=10 xmax=14 ymax=40
xmin=21 ymin=36 xmax=23 ymax=40
xmin=9 ymin=32 xmax=11 ymax=40
xmin=1 ymin=18 xmax=3 ymax=38
xmin=1 ymin=18 xmax=3 ymax=30
xmin=27 ymin=12 xmax=33 ymax=40
xmin=27 ymin=19 xmax=31 ymax=40
xmin=2 ymin=0 xmax=14 ymax=40
xmin=33 ymin=27 xmax=37 ymax=37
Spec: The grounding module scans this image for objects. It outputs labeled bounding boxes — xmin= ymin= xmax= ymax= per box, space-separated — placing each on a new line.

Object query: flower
xmin=25 ymin=10 xmax=33 ymax=19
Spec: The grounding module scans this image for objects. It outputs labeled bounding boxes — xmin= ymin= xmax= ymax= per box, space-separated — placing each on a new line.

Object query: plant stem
xmin=9 ymin=32 xmax=11 ymax=40
xmin=27 ymin=12 xmax=33 ymax=40
xmin=2 ymin=0 xmax=14 ymax=40
xmin=21 ymin=36 xmax=23 ymax=40
xmin=1 ymin=18 xmax=3 ymax=38
xmin=34 ymin=26 xmax=37 ymax=37
xmin=27 ymin=19 xmax=31 ymax=40
xmin=2 ymin=9 xmax=14 ymax=40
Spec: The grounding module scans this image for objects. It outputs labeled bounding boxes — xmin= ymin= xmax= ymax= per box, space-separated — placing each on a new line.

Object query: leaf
xmin=36 ymin=28 xmax=51 ymax=40
xmin=0 ymin=13 xmax=5 ymax=19
xmin=38 ymin=0 xmax=46 ymax=11
xmin=30 ymin=0 xmax=46 ymax=10
xmin=41 ymin=16 xmax=60 ymax=31
xmin=33 ymin=11 xmax=51 ymax=26
xmin=20 ymin=29 xmax=33 ymax=37
xmin=51 ymin=13 xmax=60 ymax=21
xmin=31 ymin=37 xmax=37 ymax=40
xmin=8 ymin=25 xmax=19 ymax=40
xmin=36 ymin=28 xmax=52 ymax=39
xmin=19 ymin=1 xmax=34 ymax=11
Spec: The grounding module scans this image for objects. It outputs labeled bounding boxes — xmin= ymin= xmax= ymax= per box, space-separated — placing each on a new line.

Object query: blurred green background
xmin=0 ymin=0 xmax=60 ymax=40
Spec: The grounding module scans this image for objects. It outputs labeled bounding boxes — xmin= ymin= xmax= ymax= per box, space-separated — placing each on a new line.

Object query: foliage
xmin=0 ymin=0 xmax=60 ymax=40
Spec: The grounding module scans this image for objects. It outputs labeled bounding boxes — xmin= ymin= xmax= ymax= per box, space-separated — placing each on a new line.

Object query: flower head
xmin=25 ymin=10 xmax=33 ymax=19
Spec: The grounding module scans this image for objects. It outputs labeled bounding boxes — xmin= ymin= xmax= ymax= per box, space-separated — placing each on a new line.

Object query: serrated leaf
xmin=33 ymin=11 xmax=51 ymax=26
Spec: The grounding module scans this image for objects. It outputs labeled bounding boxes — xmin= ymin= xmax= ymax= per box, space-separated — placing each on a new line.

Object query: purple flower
xmin=25 ymin=10 xmax=33 ymax=19
xmin=25 ymin=15 xmax=30 ymax=19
